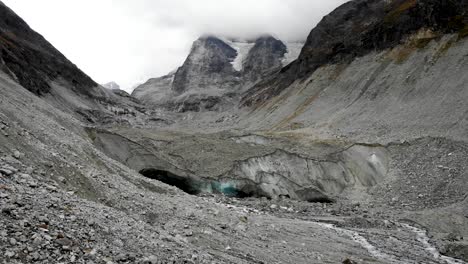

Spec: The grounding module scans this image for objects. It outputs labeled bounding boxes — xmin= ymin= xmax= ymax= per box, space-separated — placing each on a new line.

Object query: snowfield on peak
xmin=224 ymin=40 xmax=256 ymax=71
xmin=224 ymin=39 xmax=304 ymax=71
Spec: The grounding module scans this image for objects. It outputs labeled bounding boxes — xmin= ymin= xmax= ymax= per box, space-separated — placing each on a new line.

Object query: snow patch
xmin=102 ymin=82 xmax=120 ymax=90
xmin=224 ymin=40 xmax=255 ymax=71
xmin=282 ymin=43 xmax=304 ymax=66
xmin=232 ymin=135 xmax=271 ymax=145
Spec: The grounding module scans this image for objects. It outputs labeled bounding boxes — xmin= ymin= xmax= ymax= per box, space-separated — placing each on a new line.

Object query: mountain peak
xmin=102 ymin=81 xmax=121 ymax=90
xmin=134 ymin=34 xmax=304 ymax=112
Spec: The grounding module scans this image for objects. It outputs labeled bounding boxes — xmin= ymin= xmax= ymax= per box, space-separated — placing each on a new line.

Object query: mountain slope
xmin=0 ymin=1 xmax=97 ymax=96
xmin=242 ymin=36 xmax=287 ymax=83
xmin=0 ymin=2 xmax=147 ymax=126
xmin=242 ymin=0 xmax=468 ymax=106
xmin=131 ymin=71 xmax=175 ymax=105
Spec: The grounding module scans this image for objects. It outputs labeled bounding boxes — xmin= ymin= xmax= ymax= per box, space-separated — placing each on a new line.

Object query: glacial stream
xmin=402 ymin=224 xmax=466 ymax=264
xmin=320 ymin=222 xmax=467 ymax=264
xmin=212 ymin=198 xmax=467 ymax=264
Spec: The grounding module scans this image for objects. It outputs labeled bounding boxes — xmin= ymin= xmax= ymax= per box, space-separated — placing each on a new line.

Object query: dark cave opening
xmin=217 ymin=184 xmax=254 ymax=198
xmin=213 ymin=181 xmax=270 ymax=199
xmin=306 ymin=197 xmax=335 ymax=203
xmin=139 ymin=168 xmax=200 ymax=195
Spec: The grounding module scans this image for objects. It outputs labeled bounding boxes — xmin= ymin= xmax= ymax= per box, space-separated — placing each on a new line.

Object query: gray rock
xmin=56 ymin=237 xmax=72 ymax=247
xmin=28 ymin=181 xmax=38 ymax=188
xmin=12 ymin=150 xmax=21 ymax=159
xmin=4 ymin=251 xmax=15 ymax=258
xmin=141 ymin=256 xmax=158 ymax=264
xmin=0 ymin=167 xmax=13 ymax=176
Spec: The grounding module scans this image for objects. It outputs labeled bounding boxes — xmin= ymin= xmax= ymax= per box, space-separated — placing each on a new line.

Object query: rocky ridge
xmin=0 ymin=1 xmax=97 ymax=96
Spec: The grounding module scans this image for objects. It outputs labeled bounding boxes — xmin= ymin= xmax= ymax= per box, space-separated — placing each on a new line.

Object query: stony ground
xmin=1 ymin=150 xmax=467 ymax=264
xmin=1 ymin=72 xmax=467 ymax=264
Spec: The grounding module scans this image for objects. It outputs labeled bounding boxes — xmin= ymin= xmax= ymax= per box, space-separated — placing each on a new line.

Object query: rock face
xmin=0 ymin=1 xmax=145 ymax=126
xmin=242 ymin=36 xmax=287 ymax=83
xmin=236 ymin=34 xmax=468 ymax=142
xmin=0 ymin=1 xmax=97 ymax=96
xmin=242 ymin=0 xmax=468 ymax=106
xmin=131 ymin=72 xmax=175 ymax=105
xmin=172 ymin=36 xmax=240 ymax=94
xmin=132 ymin=35 xmax=303 ymax=112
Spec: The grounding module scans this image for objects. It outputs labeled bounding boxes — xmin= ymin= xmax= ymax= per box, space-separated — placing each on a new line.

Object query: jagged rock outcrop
xmin=132 ymin=35 xmax=303 ymax=112
xmin=172 ymin=37 xmax=241 ymax=94
xmin=242 ymin=0 xmax=468 ymax=106
xmin=242 ymin=36 xmax=287 ymax=83
xmin=0 ymin=1 xmax=97 ymax=96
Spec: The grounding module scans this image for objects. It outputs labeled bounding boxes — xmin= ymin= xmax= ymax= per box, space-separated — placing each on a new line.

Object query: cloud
xmin=2 ymin=0 xmax=348 ymax=92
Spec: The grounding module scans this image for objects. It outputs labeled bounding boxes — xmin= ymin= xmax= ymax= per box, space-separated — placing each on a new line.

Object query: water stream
xmin=211 ymin=198 xmax=467 ymax=264
xmin=402 ymin=224 xmax=466 ymax=264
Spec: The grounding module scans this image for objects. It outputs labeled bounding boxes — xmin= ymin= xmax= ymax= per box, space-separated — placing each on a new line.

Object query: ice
xmin=282 ymin=42 xmax=304 ymax=66
xmin=225 ymin=40 xmax=255 ymax=71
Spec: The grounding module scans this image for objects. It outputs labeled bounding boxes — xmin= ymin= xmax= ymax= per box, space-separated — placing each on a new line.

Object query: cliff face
xmin=0 ymin=1 xmax=97 ymax=96
xmin=172 ymin=37 xmax=240 ymax=94
xmin=242 ymin=0 xmax=468 ymax=106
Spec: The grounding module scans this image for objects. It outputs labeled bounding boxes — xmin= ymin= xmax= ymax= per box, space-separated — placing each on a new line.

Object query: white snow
xmin=102 ymin=81 xmax=120 ymax=90
xmin=224 ymin=40 xmax=255 ymax=71
xmin=282 ymin=42 xmax=304 ymax=66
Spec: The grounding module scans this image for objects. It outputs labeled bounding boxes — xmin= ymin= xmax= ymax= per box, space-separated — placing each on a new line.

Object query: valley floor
xmin=1 ymin=156 xmax=467 ymax=264
xmin=0 ymin=47 xmax=467 ymax=262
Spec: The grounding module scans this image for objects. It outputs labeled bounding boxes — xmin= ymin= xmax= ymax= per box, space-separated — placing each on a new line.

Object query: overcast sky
xmin=3 ymin=0 xmax=347 ymax=92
